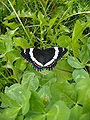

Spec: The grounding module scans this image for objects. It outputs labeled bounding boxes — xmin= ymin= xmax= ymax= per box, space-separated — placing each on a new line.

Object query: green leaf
xmin=21 ymin=71 xmax=44 ymax=115
xmin=39 ymin=72 xmax=56 ymax=86
xmin=76 ymin=78 xmax=90 ymax=113
xmin=22 ymin=72 xmax=32 ymax=115
xmin=60 ymin=25 xmax=70 ymax=33
xmin=1 ymin=107 xmax=21 ymax=120
xmin=80 ymin=113 xmax=90 ymax=120
xmin=69 ymin=105 xmax=82 ymax=120
xmin=22 ymin=88 xmax=31 ymax=115
xmin=22 ymin=72 xmax=40 ymax=115
xmin=72 ymin=69 xmax=89 ymax=82
xmin=4 ymin=11 xmax=33 ymax=20
xmin=47 ymin=100 xmax=70 ymax=120
xmin=30 ymin=91 xmax=45 ymax=113
xmin=72 ymin=20 xmax=82 ymax=57
xmin=6 ymin=50 xmax=20 ymax=63
xmin=57 ymin=35 xmax=71 ymax=47
xmin=3 ymin=20 xmax=18 ymax=29
xmin=0 ymin=39 xmax=5 ymax=53
xmin=0 ymin=28 xmax=17 ymax=52
xmin=5 ymin=84 xmax=22 ymax=105
xmin=1 ymin=93 xmax=19 ymax=108
xmin=72 ymin=20 xmax=90 ymax=58
xmin=38 ymin=85 xmax=51 ymax=105
xmin=80 ymin=43 xmax=90 ymax=64
xmin=67 ymin=56 xmax=84 ymax=68
xmin=38 ymin=11 xmax=48 ymax=26
xmin=22 ymin=71 xmax=39 ymax=91
xmin=25 ymin=114 xmax=45 ymax=120
xmin=72 ymin=20 xmax=82 ymax=40
xmin=50 ymin=81 xmax=77 ymax=108
xmin=47 ymin=16 xmax=57 ymax=33
xmin=13 ymin=37 xmax=30 ymax=49
xmin=54 ymin=59 xmax=73 ymax=81
xmin=15 ymin=58 xmax=27 ymax=71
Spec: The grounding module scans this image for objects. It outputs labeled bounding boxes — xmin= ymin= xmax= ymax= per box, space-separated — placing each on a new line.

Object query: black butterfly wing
xmin=33 ymin=48 xmax=45 ymax=65
xmin=21 ymin=48 xmax=31 ymax=62
xmin=21 ymin=48 xmax=44 ymax=71
xmin=57 ymin=47 xmax=68 ymax=60
xmin=21 ymin=47 xmax=68 ymax=71
xmin=43 ymin=47 xmax=67 ymax=70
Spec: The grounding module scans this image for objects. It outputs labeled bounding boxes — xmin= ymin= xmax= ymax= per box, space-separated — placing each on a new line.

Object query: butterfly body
xmin=21 ymin=47 xmax=67 ymax=71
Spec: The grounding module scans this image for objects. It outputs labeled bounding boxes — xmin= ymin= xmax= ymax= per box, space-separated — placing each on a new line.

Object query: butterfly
xmin=21 ymin=47 xmax=67 ymax=71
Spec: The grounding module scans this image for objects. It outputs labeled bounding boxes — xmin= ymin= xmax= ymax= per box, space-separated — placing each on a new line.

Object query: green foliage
xmin=0 ymin=0 xmax=90 ymax=120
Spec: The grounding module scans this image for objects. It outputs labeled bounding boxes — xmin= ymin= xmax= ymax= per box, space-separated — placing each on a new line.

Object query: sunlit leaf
xmin=5 ymin=84 xmax=22 ymax=105
xmin=72 ymin=69 xmax=89 ymax=82
xmin=47 ymin=100 xmax=70 ymax=120
xmin=50 ymin=81 xmax=77 ymax=107
xmin=76 ymin=78 xmax=90 ymax=113
xmin=80 ymin=43 xmax=90 ymax=64
xmin=57 ymin=35 xmax=71 ymax=47
xmin=68 ymin=56 xmax=84 ymax=68
xmin=22 ymin=71 xmax=39 ymax=91
xmin=13 ymin=37 xmax=30 ymax=49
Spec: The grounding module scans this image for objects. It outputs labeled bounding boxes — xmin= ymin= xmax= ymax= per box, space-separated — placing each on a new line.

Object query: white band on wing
xmin=44 ymin=47 xmax=59 ymax=67
xmin=44 ymin=59 xmax=54 ymax=67
xmin=29 ymin=48 xmax=43 ymax=67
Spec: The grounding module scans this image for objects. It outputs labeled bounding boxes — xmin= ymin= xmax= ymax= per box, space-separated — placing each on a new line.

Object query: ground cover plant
xmin=0 ymin=0 xmax=90 ymax=120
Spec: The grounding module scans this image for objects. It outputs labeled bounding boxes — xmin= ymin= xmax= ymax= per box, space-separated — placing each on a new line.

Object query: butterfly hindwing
xmin=21 ymin=47 xmax=67 ymax=71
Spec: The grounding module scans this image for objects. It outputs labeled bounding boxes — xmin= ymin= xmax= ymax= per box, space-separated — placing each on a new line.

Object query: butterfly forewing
xmin=57 ymin=47 xmax=68 ymax=60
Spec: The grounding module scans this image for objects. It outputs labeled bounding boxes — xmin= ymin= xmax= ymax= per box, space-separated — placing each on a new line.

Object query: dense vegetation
xmin=0 ymin=0 xmax=90 ymax=120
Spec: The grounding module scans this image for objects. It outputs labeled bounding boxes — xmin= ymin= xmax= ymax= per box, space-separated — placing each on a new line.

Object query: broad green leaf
xmin=72 ymin=69 xmax=89 ymax=82
xmin=38 ymin=85 xmax=52 ymax=105
xmin=47 ymin=100 xmax=70 ymax=120
xmin=1 ymin=107 xmax=21 ymax=120
xmin=22 ymin=72 xmax=32 ymax=115
xmin=5 ymin=84 xmax=22 ymax=105
xmin=1 ymin=93 xmax=19 ymax=108
xmin=6 ymin=50 xmax=20 ymax=63
xmin=15 ymin=58 xmax=27 ymax=71
xmin=22 ymin=72 xmax=40 ymax=115
xmin=50 ymin=81 xmax=77 ymax=108
xmin=25 ymin=114 xmax=45 ymax=120
xmin=80 ymin=113 xmax=90 ymax=120
xmin=15 ymin=115 xmax=24 ymax=120
xmin=22 ymin=88 xmax=31 ymax=115
xmin=22 ymin=71 xmax=39 ymax=91
xmin=80 ymin=43 xmax=90 ymax=64
xmin=54 ymin=59 xmax=73 ymax=81
xmin=76 ymin=78 xmax=90 ymax=113
xmin=57 ymin=35 xmax=71 ymax=47
xmin=13 ymin=37 xmax=30 ymax=49
xmin=69 ymin=105 xmax=82 ymax=120
xmin=39 ymin=72 xmax=56 ymax=86
xmin=30 ymin=91 xmax=45 ymax=113
xmin=68 ymin=56 xmax=84 ymax=68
